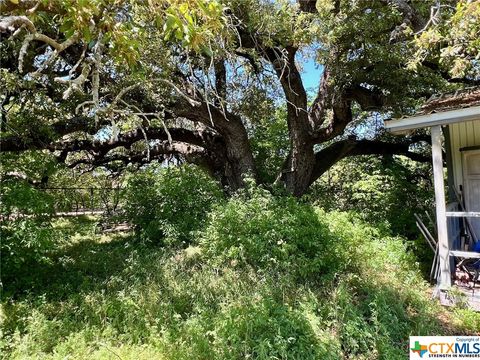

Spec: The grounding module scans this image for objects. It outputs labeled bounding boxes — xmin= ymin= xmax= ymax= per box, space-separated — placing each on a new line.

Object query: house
xmin=385 ymin=88 xmax=480 ymax=306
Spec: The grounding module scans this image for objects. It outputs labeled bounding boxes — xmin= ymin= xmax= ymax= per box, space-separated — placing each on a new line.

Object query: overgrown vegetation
xmin=309 ymin=155 xmax=436 ymax=276
xmin=123 ymin=164 xmax=224 ymax=244
xmin=1 ymin=176 xmax=479 ymax=359
xmin=0 ymin=179 xmax=56 ymax=289
xmin=1 ymin=1 xmax=480 ymax=357
xmin=310 ymin=156 xmax=433 ymax=236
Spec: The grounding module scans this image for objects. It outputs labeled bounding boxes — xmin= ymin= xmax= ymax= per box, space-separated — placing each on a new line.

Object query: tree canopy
xmin=1 ymin=0 xmax=479 ymax=195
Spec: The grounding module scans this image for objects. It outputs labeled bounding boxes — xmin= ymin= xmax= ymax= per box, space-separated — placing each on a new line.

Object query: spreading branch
xmin=66 ymin=141 xmax=209 ymax=170
xmin=0 ymin=116 xmax=103 ymax=152
xmin=309 ymin=137 xmax=431 ymax=186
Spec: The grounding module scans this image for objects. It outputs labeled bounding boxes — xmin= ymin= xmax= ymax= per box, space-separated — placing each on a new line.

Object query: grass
xmin=1 ymin=214 xmax=479 ymax=360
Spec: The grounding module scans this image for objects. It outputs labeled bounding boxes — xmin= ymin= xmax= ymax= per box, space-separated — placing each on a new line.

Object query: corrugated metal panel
xmin=449 ymin=120 xmax=480 ymax=189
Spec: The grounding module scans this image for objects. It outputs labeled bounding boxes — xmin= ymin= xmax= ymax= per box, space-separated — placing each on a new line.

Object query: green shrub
xmin=309 ymin=156 xmax=433 ymax=239
xmin=453 ymin=309 xmax=480 ymax=333
xmin=0 ymin=179 xmax=54 ymax=217
xmin=123 ymin=164 xmax=223 ymax=245
xmin=0 ymin=180 xmax=56 ymax=287
xmin=317 ymin=212 xmax=445 ymax=359
xmin=1 ymin=219 xmax=54 ymax=277
xmin=200 ymin=186 xmax=347 ymax=279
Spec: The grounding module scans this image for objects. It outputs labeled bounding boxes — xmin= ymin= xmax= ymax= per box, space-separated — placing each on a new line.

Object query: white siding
xmin=449 ymin=119 xmax=480 ymax=189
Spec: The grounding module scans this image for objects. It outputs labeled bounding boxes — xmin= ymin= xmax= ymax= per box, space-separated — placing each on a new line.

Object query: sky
xmin=298 ymin=55 xmax=324 ymax=99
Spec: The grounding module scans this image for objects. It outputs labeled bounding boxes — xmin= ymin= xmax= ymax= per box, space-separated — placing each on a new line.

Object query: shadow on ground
xmin=3 ymin=216 xmax=147 ymax=301
xmin=1 ymin=216 xmax=475 ymax=359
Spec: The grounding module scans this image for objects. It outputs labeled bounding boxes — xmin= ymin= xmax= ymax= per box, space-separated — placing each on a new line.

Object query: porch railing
xmin=446 ymin=202 xmax=480 ymax=259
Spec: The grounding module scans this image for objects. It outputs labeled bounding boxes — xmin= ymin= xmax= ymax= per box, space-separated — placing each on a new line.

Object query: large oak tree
xmin=1 ymin=0 xmax=479 ymax=195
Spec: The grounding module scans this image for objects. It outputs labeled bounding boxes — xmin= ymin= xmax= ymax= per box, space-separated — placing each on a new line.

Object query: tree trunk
xmin=269 ymin=46 xmax=316 ymax=196
xmin=277 ymin=137 xmax=316 ymax=196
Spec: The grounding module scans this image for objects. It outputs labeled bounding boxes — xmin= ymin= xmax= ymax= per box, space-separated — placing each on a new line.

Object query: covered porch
xmin=385 ymin=88 xmax=480 ymax=309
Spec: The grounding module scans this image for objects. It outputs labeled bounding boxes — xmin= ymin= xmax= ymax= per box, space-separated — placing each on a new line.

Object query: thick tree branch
xmin=236 ymin=25 xmax=311 ymax=135
xmin=214 ymin=59 xmax=227 ymax=102
xmin=312 ymin=98 xmax=353 ymax=143
xmin=51 ymin=127 xmax=215 ymax=158
xmin=234 ymin=50 xmax=260 ymax=74
xmin=422 ymin=61 xmax=480 ymax=86
xmin=378 ymin=0 xmax=427 ymax=33
xmin=265 ymin=46 xmax=316 ymax=195
xmin=0 ymin=116 xmax=103 ymax=152
xmin=266 ymin=46 xmax=310 ymax=132
xmin=345 ymin=85 xmax=387 ymax=111
xmin=0 ymin=15 xmax=35 ymax=33
xmin=309 ymin=137 xmax=431 ymax=186
xmin=170 ymin=97 xmax=256 ymax=183
xmin=1 ymin=15 xmax=80 ymax=73
xmin=309 ymin=70 xmax=331 ymax=129
xmin=298 ymin=0 xmax=317 ymax=13
xmin=66 ymin=141 xmax=209 ymax=170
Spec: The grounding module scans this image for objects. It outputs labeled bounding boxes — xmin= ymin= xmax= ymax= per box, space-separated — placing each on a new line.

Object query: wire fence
xmin=40 ymin=187 xmax=123 ymax=215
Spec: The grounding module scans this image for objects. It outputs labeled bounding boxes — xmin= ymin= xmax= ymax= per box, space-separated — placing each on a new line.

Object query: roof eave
xmin=385 ymin=105 xmax=480 ymax=134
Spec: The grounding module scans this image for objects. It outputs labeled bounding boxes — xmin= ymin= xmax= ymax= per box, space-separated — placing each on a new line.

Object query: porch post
xmin=431 ymin=125 xmax=452 ymax=288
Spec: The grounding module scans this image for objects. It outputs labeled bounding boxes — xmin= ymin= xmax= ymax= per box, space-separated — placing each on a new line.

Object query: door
xmin=463 ymin=150 xmax=480 ymax=241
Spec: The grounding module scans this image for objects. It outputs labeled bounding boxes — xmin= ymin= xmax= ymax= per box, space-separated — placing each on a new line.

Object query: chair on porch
xmin=416 ymin=211 xmax=480 ymax=290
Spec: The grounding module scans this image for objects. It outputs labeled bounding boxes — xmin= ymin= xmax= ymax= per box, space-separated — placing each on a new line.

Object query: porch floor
xmin=439 ymin=285 xmax=480 ymax=311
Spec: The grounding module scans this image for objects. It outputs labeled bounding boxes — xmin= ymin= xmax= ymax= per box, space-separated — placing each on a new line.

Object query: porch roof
xmin=385 ymin=87 xmax=480 ymax=134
